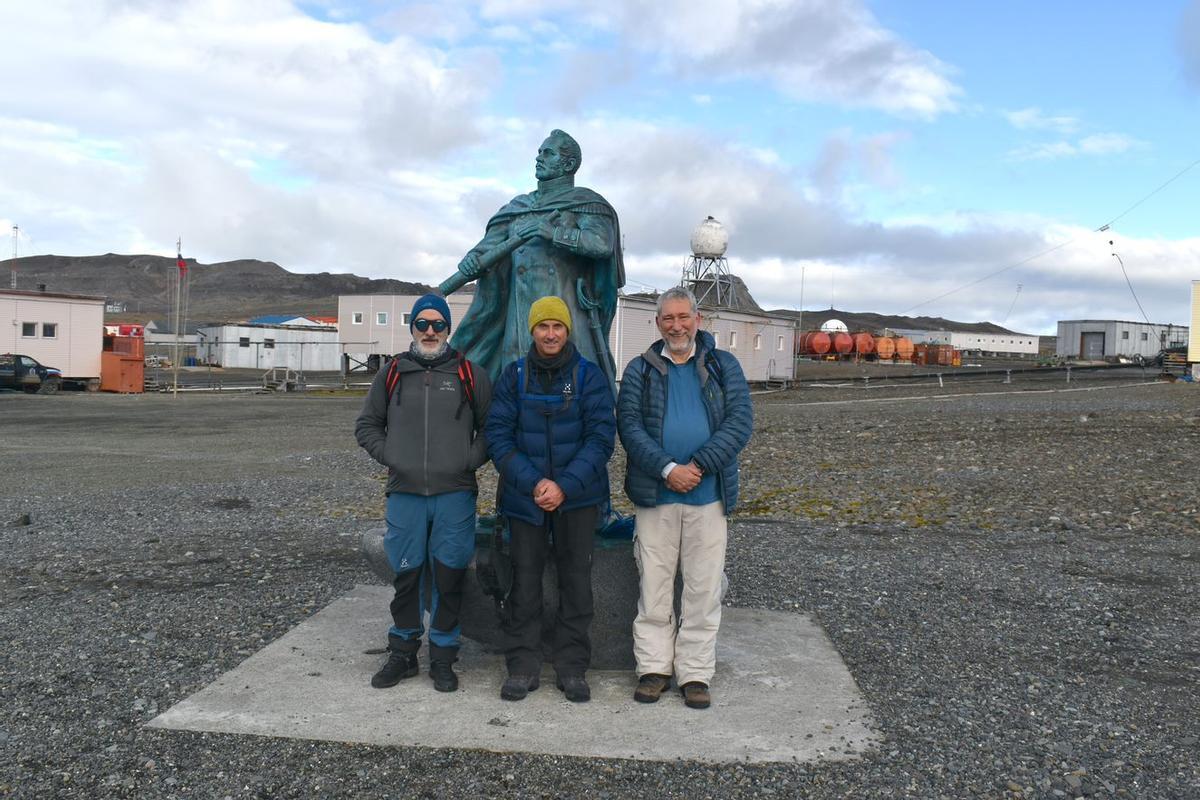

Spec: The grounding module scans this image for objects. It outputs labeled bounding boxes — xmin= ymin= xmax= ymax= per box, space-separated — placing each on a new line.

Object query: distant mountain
xmin=765 ymin=308 xmax=1025 ymax=336
xmin=6 ymin=254 xmax=435 ymax=321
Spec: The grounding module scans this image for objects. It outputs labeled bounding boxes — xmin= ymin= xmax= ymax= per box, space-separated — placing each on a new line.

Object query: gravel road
xmin=1 ymin=376 xmax=1197 ymax=798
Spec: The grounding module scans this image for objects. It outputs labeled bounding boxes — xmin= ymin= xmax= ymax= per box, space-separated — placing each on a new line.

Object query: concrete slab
xmin=149 ymin=585 xmax=878 ymax=764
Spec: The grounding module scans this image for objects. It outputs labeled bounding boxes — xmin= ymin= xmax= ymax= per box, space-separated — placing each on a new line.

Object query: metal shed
xmin=1055 ymin=320 xmax=1189 ymax=360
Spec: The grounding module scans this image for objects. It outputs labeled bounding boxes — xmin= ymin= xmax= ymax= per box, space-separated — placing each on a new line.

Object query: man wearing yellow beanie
xmin=527 ymin=295 xmax=572 ymax=336
xmin=485 ymin=294 xmax=615 ymax=703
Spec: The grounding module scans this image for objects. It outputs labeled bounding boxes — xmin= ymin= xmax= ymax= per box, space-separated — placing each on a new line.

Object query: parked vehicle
xmin=0 ymin=353 xmax=63 ymax=394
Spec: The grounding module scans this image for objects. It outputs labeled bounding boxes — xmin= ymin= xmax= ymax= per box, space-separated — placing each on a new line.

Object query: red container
xmin=851 ymin=332 xmax=875 ymax=356
xmin=831 ymin=332 xmax=853 ymax=355
xmin=797 ymin=330 xmax=831 ymax=355
xmin=874 ymin=336 xmax=896 ymax=359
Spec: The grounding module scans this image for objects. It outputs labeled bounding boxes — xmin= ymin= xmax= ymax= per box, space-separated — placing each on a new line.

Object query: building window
xmin=754 ymin=334 xmax=762 ymax=350
xmin=21 ymin=322 xmax=37 ymax=337
xmin=777 ymin=335 xmax=785 ymax=351
xmin=352 ymin=312 xmax=363 ymax=325
xmin=264 ymin=338 xmax=275 ymax=350
xmin=41 ymin=323 xmax=57 ymax=338
xmin=377 ymin=312 xmax=388 ymax=326
xmin=239 ymin=337 xmax=250 ymax=348
xmin=402 ymin=313 xmax=411 ymax=325
xmin=1140 ymin=332 xmax=1148 ymax=341
xmin=1121 ymin=331 xmax=1129 ymax=339
xmin=729 ymin=331 xmax=737 ymax=349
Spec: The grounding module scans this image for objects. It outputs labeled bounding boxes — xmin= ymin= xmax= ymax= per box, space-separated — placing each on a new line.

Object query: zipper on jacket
xmin=423 ymin=369 xmax=431 ymax=493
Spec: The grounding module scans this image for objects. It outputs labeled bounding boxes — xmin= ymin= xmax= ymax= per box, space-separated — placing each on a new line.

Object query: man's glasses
xmin=413 ymin=318 xmax=448 ymax=333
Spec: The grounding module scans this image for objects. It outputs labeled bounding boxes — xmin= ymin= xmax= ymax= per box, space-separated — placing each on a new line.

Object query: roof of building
xmin=1 ymin=288 xmax=106 ymax=302
xmin=248 ymin=314 xmax=311 ymax=325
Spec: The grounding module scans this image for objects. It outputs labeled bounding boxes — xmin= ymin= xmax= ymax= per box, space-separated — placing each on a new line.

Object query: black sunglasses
xmin=413 ymin=318 xmax=448 ymax=333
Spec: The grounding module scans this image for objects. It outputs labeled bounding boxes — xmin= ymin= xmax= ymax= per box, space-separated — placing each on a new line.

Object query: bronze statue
xmin=443 ymin=130 xmax=623 ymax=393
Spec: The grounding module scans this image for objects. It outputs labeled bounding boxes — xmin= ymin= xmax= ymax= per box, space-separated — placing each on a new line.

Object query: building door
xmin=1080 ymin=332 xmax=1105 ymax=359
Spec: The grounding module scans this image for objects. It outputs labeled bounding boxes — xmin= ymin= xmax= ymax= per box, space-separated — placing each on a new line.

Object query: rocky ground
xmin=1 ymin=372 xmax=1197 ymax=798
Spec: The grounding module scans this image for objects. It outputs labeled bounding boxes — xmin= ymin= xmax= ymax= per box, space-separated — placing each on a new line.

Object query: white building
xmin=196 ymin=323 xmax=341 ymax=371
xmin=1055 ymin=319 xmax=1189 ymax=360
xmin=889 ymin=328 xmax=1039 ymax=357
xmin=338 ymin=293 xmax=797 ymax=382
xmin=1190 ymin=282 xmax=1199 ymax=366
xmin=1 ymin=288 xmax=104 ymax=381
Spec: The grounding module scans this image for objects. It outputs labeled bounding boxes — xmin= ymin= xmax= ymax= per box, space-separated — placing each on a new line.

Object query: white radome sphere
xmin=820 ymin=319 xmax=848 ymax=333
xmin=690 ymin=216 xmax=728 ymax=258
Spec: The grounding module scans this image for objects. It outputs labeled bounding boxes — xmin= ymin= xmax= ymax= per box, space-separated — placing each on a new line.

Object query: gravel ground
xmin=1 ymin=376 xmax=1198 ymax=799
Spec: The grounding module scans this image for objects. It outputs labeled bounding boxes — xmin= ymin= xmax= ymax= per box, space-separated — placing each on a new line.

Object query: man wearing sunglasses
xmin=355 ymin=293 xmax=493 ymax=693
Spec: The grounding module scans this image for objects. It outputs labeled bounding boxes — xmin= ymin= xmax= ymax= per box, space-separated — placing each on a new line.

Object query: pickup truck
xmin=0 ymin=353 xmax=63 ymax=394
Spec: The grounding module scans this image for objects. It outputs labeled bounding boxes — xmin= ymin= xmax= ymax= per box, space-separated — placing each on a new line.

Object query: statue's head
xmin=535 ymin=129 xmax=582 ymax=181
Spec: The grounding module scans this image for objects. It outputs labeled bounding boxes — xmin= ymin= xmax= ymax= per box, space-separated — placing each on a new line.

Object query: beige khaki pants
xmin=632 ymin=501 xmax=727 ymax=686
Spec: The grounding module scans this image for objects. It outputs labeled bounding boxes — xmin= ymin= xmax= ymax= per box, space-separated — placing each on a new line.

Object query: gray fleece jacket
xmin=355 ymin=350 xmax=493 ymax=496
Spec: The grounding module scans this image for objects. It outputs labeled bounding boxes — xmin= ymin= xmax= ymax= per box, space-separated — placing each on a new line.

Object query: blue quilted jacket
xmin=616 ymin=330 xmax=752 ymax=515
xmin=485 ymin=348 xmax=616 ymax=525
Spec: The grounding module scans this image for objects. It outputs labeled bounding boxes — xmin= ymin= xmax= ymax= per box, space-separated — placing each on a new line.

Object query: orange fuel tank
xmin=851 ymin=332 xmax=875 ymax=355
xmin=893 ymin=336 xmax=914 ymax=361
xmin=831 ymin=332 xmax=853 ymax=355
xmin=798 ymin=330 xmax=832 ymax=355
xmin=874 ymin=336 xmax=895 ymax=359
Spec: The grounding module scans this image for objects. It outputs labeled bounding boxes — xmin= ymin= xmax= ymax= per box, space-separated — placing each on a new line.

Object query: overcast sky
xmin=2 ymin=0 xmax=1198 ymax=334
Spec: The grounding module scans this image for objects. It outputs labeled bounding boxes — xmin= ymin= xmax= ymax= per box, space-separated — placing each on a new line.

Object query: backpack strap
xmin=384 ymin=354 xmax=406 ymax=405
xmin=454 ymin=353 xmax=477 ymax=421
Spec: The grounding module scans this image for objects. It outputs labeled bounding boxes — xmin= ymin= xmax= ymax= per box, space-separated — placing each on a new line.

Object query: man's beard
xmin=410 ymin=339 xmax=449 ymax=360
xmin=664 ymin=332 xmax=694 ymax=355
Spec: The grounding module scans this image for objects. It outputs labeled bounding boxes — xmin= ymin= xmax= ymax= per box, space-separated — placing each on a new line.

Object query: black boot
xmin=430 ymin=659 xmax=459 ymax=692
xmin=371 ymin=649 xmax=418 ymax=689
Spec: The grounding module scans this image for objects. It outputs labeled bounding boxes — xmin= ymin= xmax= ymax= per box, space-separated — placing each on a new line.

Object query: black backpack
xmin=384 ymin=351 xmax=478 ymax=419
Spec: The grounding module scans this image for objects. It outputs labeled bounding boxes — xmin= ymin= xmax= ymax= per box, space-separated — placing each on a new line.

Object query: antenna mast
xmin=10 ymin=225 xmax=16 ymax=289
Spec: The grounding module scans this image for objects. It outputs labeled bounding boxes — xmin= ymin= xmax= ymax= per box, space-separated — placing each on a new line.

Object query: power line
xmin=897 ymin=156 xmax=1200 ymax=317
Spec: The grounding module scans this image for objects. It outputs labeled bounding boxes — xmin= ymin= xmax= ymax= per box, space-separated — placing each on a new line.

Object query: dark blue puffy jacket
xmin=616 ymin=329 xmax=752 ymax=515
xmin=485 ymin=348 xmax=616 ymax=525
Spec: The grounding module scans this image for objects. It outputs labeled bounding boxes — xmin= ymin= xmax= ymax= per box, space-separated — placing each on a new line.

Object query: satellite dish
xmin=690 ymin=216 xmax=728 ymax=258
xmin=819 ymin=318 xmax=848 ymax=333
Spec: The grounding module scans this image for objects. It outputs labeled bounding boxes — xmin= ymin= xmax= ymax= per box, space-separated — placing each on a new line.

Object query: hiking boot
xmin=430 ymin=660 xmax=458 ymax=693
xmin=500 ymin=674 xmax=539 ymax=701
xmin=680 ymin=681 xmax=711 ymax=709
xmin=633 ymin=673 xmax=672 ymax=704
xmin=556 ymin=675 xmax=591 ymax=703
xmin=370 ymin=650 xmax=418 ymax=688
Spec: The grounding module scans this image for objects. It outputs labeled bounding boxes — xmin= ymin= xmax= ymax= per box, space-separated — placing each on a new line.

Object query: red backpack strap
xmin=384 ymin=356 xmax=402 ymax=401
xmin=456 ymin=353 xmax=476 ymax=412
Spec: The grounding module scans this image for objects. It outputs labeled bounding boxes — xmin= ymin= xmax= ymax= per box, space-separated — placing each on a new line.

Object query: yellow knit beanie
xmin=527 ymin=295 xmax=572 ymax=333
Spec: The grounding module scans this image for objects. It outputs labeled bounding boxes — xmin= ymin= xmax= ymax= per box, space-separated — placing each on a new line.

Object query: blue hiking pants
xmin=384 ymin=491 xmax=476 ymax=661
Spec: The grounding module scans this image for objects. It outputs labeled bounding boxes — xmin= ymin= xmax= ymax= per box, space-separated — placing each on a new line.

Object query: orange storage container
xmin=874 ymin=336 xmax=895 ymax=359
xmin=831 ymin=332 xmax=853 ymax=355
xmin=797 ymin=330 xmax=831 ymax=356
xmin=893 ymin=336 xmax=914 ymax=361
xmin=100 ymin=334 xmax=145 ymax=393
xmin=851 ymin=332 xmax=875 ymax=356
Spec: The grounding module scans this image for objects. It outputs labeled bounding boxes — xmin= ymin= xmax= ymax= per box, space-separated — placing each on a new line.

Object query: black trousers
xmin=503 ymin=504 xmax=598 ymax=677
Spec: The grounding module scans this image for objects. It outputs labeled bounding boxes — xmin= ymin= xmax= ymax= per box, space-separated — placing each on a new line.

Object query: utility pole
xmin=172 ymin=237 xmax=183 ymax=397
xmin=10 ymin=225 xmax=17 ymax=289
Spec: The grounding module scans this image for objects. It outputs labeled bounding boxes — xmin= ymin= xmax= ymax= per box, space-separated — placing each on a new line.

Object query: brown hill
xmin=6 ymin=254 xmax=434 ymax=321
xmin=765 ymin=308 xmax=1025 ymax=336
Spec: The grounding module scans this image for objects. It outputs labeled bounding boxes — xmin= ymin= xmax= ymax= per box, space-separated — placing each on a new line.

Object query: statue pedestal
xmin=362 ymin=527 xmax=640 ymax=670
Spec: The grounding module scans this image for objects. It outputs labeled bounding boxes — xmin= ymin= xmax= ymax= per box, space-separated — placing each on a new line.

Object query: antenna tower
xmin=10 ymin=225 xmax=17 ymax=289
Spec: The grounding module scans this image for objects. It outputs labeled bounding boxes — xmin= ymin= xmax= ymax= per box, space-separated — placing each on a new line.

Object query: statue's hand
xmin=457 ymin=252 xmax=482 ymax=278
xmin=513 ymin=213 xmax=558 ymax=242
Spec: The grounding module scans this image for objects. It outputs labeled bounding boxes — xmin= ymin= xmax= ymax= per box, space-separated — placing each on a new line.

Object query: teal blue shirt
xmin=657 ymin=357 xmax=719 ymax=506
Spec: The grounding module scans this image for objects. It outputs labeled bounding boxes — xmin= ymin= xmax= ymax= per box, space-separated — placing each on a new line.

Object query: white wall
xmin=197 ymin=325 xmax=341 ymax=371
xmin=1 ymin=290 xmax=103 ymax=378
xmin=1056 ymin=320 xmax=1188 ymax=358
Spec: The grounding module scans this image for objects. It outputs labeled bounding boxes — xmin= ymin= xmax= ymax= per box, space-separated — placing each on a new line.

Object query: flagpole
xmin=173 ymin=238 xmax=182 ymax=397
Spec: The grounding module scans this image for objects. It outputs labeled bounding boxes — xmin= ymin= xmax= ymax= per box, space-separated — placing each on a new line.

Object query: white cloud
xmin=1004 ymin=107 xmax=1079 ymax=134
xmin=1008 ymin=133 xmax=1144 ymax=161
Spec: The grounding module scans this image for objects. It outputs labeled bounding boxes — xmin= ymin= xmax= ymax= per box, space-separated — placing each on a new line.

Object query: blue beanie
xmin=410 ymin=293 xmax=451 ymax=331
